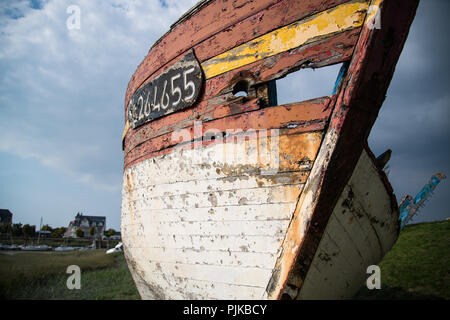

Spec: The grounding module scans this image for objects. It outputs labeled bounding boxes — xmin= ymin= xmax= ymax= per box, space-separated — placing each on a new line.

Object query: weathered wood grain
xmin=201 ymin=0 xmax=368 ymax=78
xmin=126 ymin=184 xmax=302 ymax=211
xmin=122 ymin=124 xmax=322 ymax=299
xmin=123 ymin=233 xmax=286 ymax=253
xmin=124 ymin=101 xmax=328 ymax=169
xmin=124 ymin=97 xmax=330 ymax=157
xmin=137 ymin=246 xmax=279 ymax=268
xmin=126 ymin=171 xmax=309 ymax=196
xmin=127 ymin=203 xmax=296 ymax=223
xmin=202 ymin=28 xmax=360 ymax=100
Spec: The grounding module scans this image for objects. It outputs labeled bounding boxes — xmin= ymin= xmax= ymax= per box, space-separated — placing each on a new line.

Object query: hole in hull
xmin=276 ymin=63 xmax=344 ymax=104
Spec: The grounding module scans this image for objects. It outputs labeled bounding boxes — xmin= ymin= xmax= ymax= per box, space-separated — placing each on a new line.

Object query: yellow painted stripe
xmin=201 ymin=0 xmax=369 ymax=79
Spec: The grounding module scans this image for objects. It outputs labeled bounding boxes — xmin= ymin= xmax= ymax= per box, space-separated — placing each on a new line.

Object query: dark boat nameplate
xmin=127 ymin=50 xmax=203 ymax=129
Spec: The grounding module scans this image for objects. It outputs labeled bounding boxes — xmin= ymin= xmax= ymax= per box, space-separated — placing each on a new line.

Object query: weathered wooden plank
xmin=123 ymin=233 xmax=285 ymax=254
xmin=167 ymin=277 xmax=265 ymax=300
xmin=127 ymin=184 xmax=303 ymax=211
xmin=203 ymin=27 xmax=360 ymax=100
xmin=124 ymin=98 xmax=330 ymax=158
xmin=125 ymin=132 xmax=323 ymax=177
xmin=309 ymin=214 xmax=366 ymax=279
xmin=201 ymin=0 xmax=368 ymax=78
xmin=130 ymin=264 xmax=265 ymax=300
xmin=126 ymin=133 xmax=321 ymax=183
xmin=127 ymin=171 xmax=309 ymax=195
xmin=193 ymin=0 xmax=354 ymax=63
xmin=136 ymin=247 xmax=278 ymax=269
xmin=137 ymin=260 xmax=272 ymax=288
xmin=125 ymin=99 xmax=259 ymax=153
xmin=136 ymin=220 xmax=289 ymax=237
xmin=128 ymin=203 xmax=296 ymax=223
xmin=124 ymin=124 xmax=326 ymax=170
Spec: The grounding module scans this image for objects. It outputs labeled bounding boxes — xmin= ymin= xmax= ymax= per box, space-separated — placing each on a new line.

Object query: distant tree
xmin=11 ymin=223 xmax=23 ymax=237
xmin=0 ymin=223 xmax=10 ymax=234
xmin=41 ymin=224 xmax=53 ymax=232
xmin=51 ymin=227 xmax=67 ymax=238
xmin=22 ymin=224 xmax=36 ymax=241
xmin=105 ymin=229 xmax=116 ymax=237
xmin=89 ymin=226 xmax=96 ymax=238
xmin=75 ymin=228 xmax=84 ymax=238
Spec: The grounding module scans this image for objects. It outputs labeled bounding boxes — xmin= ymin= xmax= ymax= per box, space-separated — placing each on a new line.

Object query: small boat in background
xmin=20 ymin=244 xmax=52 ymax=251
xmin=54 ymin=246 xmax=77 ymax=252
xmin=0 ymin=243 xmax=20 ymax=250
xmin=121 ymin=0 xmax=419 ymax=299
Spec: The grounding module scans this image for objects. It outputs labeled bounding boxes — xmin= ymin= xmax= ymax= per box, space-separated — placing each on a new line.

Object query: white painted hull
xmin=296 ymin=150 xmax=399 ymax=299
xmin=121 ymin=133 xmax=399 ymax=299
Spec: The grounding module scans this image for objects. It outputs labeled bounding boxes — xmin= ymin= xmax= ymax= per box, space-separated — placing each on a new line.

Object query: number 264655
xmin=128 ymin=60 xmax=202 ymax=129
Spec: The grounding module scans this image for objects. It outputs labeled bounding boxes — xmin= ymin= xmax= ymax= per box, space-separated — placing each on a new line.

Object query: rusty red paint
xmin=124 ymin=98 xmax=331 ymax=169
xmin=123 ymin=26 xmax=359 ymax=158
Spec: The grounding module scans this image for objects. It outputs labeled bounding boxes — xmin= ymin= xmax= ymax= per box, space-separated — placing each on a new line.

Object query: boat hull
xmin=122 ymin=140 xmax=398 ymax=299
xmin=121 ymin=0 xmax=419 ymax=299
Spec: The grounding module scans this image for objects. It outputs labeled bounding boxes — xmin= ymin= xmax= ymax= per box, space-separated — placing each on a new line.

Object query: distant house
xmin=64 ymin=212 xmax=106 ymax=238
xmin=0 ymin=209 xmax=13 ymax=224
xmin=37 ymin=230 xmax=52 ymax=238
xmin=110 ymin=231 xmax=121 ymax=240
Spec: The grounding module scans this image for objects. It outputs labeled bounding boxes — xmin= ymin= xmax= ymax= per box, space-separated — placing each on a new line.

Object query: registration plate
xmin=127 ymin=50 xmax=203 ymax=129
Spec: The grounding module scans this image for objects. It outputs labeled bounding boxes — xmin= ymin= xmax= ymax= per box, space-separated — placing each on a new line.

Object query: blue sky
xmin=0 ymin=0 xmax=448 ymax=230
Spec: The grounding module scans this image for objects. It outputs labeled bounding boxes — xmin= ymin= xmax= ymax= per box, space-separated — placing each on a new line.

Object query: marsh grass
xmin=0 ymin=250 xmax=140 ymax=300
xmin=1 ymin=220 xmax=448 ymax=300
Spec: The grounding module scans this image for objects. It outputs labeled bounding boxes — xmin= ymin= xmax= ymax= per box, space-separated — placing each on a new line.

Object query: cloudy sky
xmin=0 ymin=0 xmax=448 ymax=230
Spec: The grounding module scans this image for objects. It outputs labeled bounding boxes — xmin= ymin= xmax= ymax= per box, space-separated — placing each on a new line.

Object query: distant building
xmin=37 ymin=230 xmax=52 ymax=238
xmin=110 ymin=231 xmax=121 ymax=240
xmin=64 ymin=212 xmax=106 ymax=238
xmin=0 ymin=209 xmax=13 ymax=224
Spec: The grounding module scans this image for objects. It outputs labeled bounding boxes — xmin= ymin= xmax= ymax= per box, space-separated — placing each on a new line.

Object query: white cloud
xmin=0 ymin=0 xmax=198 ymax=191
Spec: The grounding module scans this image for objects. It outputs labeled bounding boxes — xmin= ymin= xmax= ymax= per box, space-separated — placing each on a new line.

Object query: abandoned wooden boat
xmin=121 ymin=0 xmax=419 ymax=299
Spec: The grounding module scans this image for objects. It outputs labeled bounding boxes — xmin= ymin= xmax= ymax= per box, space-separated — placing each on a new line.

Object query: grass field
xmin=0 ymin=220 xmax=448 ymax=300
xmin=355 ymin=220 xmax=450 ymax=299
xmin=0 ymin=250 xmax=140 ymax=300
